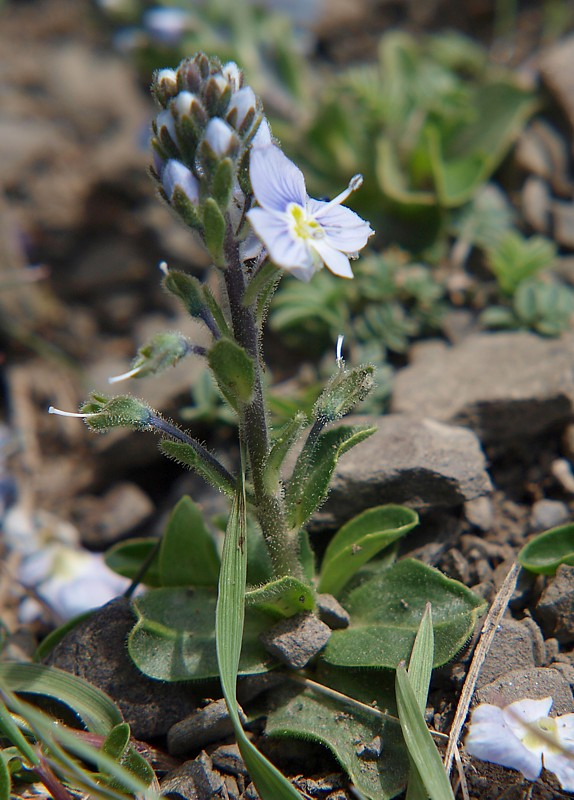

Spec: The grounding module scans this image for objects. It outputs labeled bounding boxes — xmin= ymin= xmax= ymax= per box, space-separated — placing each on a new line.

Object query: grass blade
xmin=215 ymin=472 xmax=302 ymax=800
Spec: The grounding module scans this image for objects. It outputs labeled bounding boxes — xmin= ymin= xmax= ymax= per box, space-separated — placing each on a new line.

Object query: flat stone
xmin=44 ymin=598 xmax=200 ymax=739
xmin=259 ymin=612 xmax=331 ymax=669
xmin=168 ymin=699 xmax=245 ymax=757
xmin=476 ymin=618 xmax=545 ymax=689
xmin=311 ymin=414 xmax=491 ymax=528
xmin=476 ymin=667 xmax=574 ymax=715
xmin=210 ymin=744 xmax=248 ymax=777
xmin=392 ymin=331 xmax=574 ymax=442
xmin=188 ymin=752 xmax=225 ymax=797
xmin=535 ymin=565 xmax=574 ymax=644
xmin=160 ymin=762 xmax=199 ymax=800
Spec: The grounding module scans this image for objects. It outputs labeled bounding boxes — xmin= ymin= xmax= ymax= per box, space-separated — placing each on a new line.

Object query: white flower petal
xmin=503 ymin=697 xmax=554 ymax=742
xmin=308 ymin=199 xmax=374 ymax=252
xmin=251 ymin=118 xmax=273 ymax=149
xmin=250 ymin=145 xmax=306 ymax=213
xmin=544 ymin=750 xmax=574 ymax=791
xmin=312 ymin=239 xmax=354 ymax=278
xmin=247 ymin=207 xmax=313 ymax=277
xmin=466 ymin=703 xmax=543 ymax=781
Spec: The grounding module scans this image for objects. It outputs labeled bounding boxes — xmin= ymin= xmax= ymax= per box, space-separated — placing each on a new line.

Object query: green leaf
xmin=0 ymin=752 xmax=10 ymax=800
xmin=159 ymin=496 xmax=220 ymax=587
xmin=0 ymin=663 xmax=122 ymax=735
xmin=313 ymin=365 xmax=374 ymax=423
xmin=285 ymin=424 xmax=377 ymax=530
xmin=216 ymin=477 xmax=303 ymax=800
xmin=101 ymin=722 xmax=130 ymax=761
xmin=263 ymin=412 xmax=308 ymax=494
xmin=396 ymin=665 xmax=454 ymax=800
xmin=245 ymin=577 xmax=315 ymax=618
xmin=128 ymin=587 xmax=273 ymax=681
xmin=105 ymin=538 xmax=161 ymax=586
xmin=486 ymin=231 xmax=556 ymax=295
xmin=323 ymin=559 xmax=486 ymax=669
xmin=266 ymin=666 xmax=409 ymax=800
xmin=208 ymin=338 xmax=255 ymax=409
xmin=203 ymin=197 xmax=226 ymax=266
xmin=161 ymin=440 xmax=236 ymax=497
xmin=518 ymin=523 xmax=574 ymax=574
xmin=211 ymin=157 xmax=234 ymax=210
xmin=318 ymin=505 xmax=419 ymax=596
xmin=162 ymin=269 xmax=207 ymax=318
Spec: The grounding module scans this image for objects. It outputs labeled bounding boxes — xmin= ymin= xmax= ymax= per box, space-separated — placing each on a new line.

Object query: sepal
xmin=313 ymin=364 xmax=374 ymax=423
xmin=79 ymin=394 xmax=155 ymax=432
xmin=127 ymin=331 xmax=195 ymax=379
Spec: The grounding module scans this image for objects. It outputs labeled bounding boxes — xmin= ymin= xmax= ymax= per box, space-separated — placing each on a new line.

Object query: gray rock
xmin=259 ymin=612 xmax=331 ymax=669
xmin=210 ymin=744 xmax=248 ymax=777
xmin=73 ymin=482 xmax=154 ymax=548
xmin=160 ymin=762 xmax=199 ymax=800
xmin=529 ymin=498 xmax=570 ymax=532
xmin=540 ymin=35 xmax=574 ymax=131
xmin=552 ymin=200 xmax=574 ymax=249
xmin=316 ymin=593 xmax=350 ymax=630
xmin=476 ymin=618 xmax=545 ymax=689
xmin=312 ymin=414 xmax=491 ymax=528
xmin=464 ymin=496 xmax=494 ymax=532
xmin=44 ymin=598 xmax=200 ymax=739
xmin=188 ymin=751 xmax=225 ymax=797
xmin=392 ymin=331 xmax=574 ymax=442
xmin=522 ymin=176 xmax=551 ymax=234
xmin=168 ymin=699 xmax=244 ymax=757
xmin=476 ymin=667 xmax=574 ymax=715
xmin=535 ymin=565 xmax=574 ymax=644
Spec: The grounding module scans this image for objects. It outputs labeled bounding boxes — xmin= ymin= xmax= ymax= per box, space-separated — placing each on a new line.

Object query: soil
xmin=3 ymin=1 xmax=574 ymax=799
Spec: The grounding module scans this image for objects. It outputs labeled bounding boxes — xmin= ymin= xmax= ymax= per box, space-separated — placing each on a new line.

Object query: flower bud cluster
xmin=150 ymin=52 xmax=263 ymax=242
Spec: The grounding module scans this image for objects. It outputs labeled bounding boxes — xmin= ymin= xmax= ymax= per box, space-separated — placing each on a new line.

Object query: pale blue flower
xmin=466 ymin=697 xmax=574 ymax=791
xmin=247 ymin=145 xmax=373 ymax=282
xmin=143 ymin=7 xmax=191 ymax=45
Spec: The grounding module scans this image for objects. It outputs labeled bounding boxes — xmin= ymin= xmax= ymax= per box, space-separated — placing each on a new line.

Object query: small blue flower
xmin=161 ymin=159 xmax=200 ymax=204
xmin=466 ymin=697 xmax=574 ymax=791
xmin=247 ymin=145 xmax=373 ymax=282
xmin=143 ymin=7 xmax=191 ymax=46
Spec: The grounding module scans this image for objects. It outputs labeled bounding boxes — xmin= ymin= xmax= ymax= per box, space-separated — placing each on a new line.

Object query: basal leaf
xmin=105 ymin=538 xmax=162 ymax=587
xmin=245 ymin=577 xmax=315 ymax=618
xmin=318 ymin=505 xmax=419 ymax=596
xmin=159 ymin=496 xmax=220 ymax=587
xmin=518 ymin=523 xmax=574 ymax=575
xmin=323 ymin=559 xmax=486 ymax=669
xmin=128 ymin=587 xmax=273 ymax=681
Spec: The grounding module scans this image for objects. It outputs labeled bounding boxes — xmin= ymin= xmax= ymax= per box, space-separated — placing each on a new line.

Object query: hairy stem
xmin=223 ymin=226 xmax=302 ymax=579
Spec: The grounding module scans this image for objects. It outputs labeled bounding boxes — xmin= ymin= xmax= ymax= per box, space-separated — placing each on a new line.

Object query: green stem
xmin=222 ymin=226 xmax=302 ymax=579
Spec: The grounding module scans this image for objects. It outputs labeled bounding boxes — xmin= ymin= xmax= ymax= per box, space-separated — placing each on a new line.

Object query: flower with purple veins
xmin=466 ymin=697 xmax=574 ymax=791
xmin=247 ymin=144 xmax=374 ymax=282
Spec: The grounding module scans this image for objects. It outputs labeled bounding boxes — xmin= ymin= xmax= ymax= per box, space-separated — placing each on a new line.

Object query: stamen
xmin=321 ymin=174 xmax=364 ymax=212
xmin=48 ymin=407 xmax=99 ymax=419
xmin=108 ymin=366 xmax=142 ymax=384
xmin=336 ymin=334 xmax=344 ymax=366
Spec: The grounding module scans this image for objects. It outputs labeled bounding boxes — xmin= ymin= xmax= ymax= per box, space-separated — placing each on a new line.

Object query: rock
xmin=187 ymin=751 xmax=225 ymax=797
xmin=316 ymin=593 xmax=350 ymax=630
xmin=476 ymin=667 xmax=574 ymax=715
xmin=311 ymin=414 xmax=492 ymax=528
xmin=476 ymin=618 xmax=546 ymax=689
xmin=515 ymin=120 xmax=571 ymax=196
xmin=464 ymin=496 xmax=494 ymax=532
xmin=552 ymin=199 xmax=574 ymax=249
xmin=168 ymin=699 xmax=244 ymax=757
xmin=210 ymin=744 xmax=248 ymax=777
xmin=521 ymin=176 xmax=551 ymax=233
xmin=259 ymin=612 xmax=331 ymax=669
xmin=73 ymin=482 xmax=155 ymax=548
xmin=539 ymin=35 xmax=574 ymax=131
xmin=160 ymin=761 xmax=199 ymax=800
xmin=44 ymin=598 xmax=200 ymax=739
xmin=392 ymin=331 xmax=574 ymax=442
xmin=535 ymin=565 xmax=574 ymax=644
xmin=529 ymin=498 xmax=570 ymax=532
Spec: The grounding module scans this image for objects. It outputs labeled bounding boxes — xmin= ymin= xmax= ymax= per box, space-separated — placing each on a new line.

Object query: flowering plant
xmin=44 ymin=53 xmax=486 ymax=800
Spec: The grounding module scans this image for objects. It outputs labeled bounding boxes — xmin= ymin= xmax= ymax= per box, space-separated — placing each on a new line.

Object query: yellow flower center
xmin=288 ymin=203 xmax=324 ymax=241
xmin=522 ymin=716 xmax=561 ymax=754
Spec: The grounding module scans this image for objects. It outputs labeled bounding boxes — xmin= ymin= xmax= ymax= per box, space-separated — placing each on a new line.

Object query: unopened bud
xmin=204 ymin=74 xmax=232 ymax=117
xmin=313 ymin=365 xmax=374 ymax=423
xmin=221 ymin=61 xmax=242 ymax=93
xmin=156 ymin=109 xmax=178 ymax=152
xmin=153 ymin=68 xmax=178 ymax=105
xmin=203 ymin=118 xmax=239 ymax=159
xmin=226 ymin=86 xmax=257 ymax=133
xmin=162 ymin=159 xmax=200 ymax=204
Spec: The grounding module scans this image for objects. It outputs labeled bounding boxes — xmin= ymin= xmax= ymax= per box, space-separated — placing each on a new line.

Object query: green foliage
xmin=159 ymin=495 xmax=220 ymax=586
xmin=481 ymin=278 xmax=574 ymax=336
xmin=208 ymin=337 xmax=255 ymax=408
xmin=518 ymin=522 xmax=574 ymax=574
xmin=323 ymin=559 xmax=486 ymax=669
xmin=485 ymin=230 xmax=556 ymax=295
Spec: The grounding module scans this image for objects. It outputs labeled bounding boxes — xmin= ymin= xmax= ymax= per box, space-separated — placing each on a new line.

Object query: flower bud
xmin=204 ymin=74 xmax=232 ymax=117
xmin=226 ymin=86 xmax=257 ymax=133
xmin=162 ymin=159 xmax=200 ymax=204
xmin=202 ymin=118 xmax=239 ymax=159
xmin=221 ymin=61 xmax=242 ymax=93
xmin=153 ymin=68 xmax=178 ymax=105
xmin=177 ymin=56 xmax=204 ymax=94
xmin=155 ymin=109 xmax=179 ymax=154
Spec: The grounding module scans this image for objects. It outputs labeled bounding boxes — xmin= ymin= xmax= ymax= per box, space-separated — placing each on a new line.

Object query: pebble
xmin=259 ymin=612 xmax=331 ymax=669
xmin=529 ymin=498 xmax=570 ymax=532
xmin=535 ymin=565 xmax=574 ymax=644
xmin=168 ymin=699 xmax=245 ymax=757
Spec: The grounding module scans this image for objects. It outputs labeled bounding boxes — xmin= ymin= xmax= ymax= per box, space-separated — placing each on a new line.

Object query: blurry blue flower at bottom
xmin=247 ymin=144 xmax=374 ymax=282
xmin=466 ymin=697 xmax=574 ymax=791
